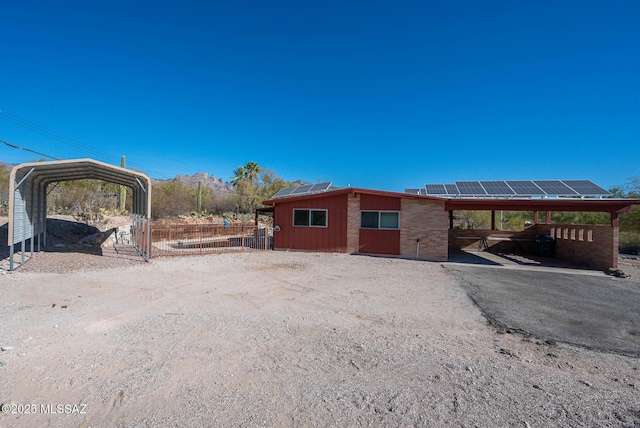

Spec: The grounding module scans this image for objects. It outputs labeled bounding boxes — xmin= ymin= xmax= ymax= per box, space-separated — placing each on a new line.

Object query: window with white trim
xmin=293 ymin=209 xmax=328 ymax=227
xmin=360 ymin=211 xmax=399 ymax=229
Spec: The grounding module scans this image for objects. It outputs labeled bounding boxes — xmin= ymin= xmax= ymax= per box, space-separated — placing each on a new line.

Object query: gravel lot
xmin=1 ymin=250 xmax=639 ymax=427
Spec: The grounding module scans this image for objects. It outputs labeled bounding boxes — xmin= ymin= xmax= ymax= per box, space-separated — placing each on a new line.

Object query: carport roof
xmin=10 ymin=158 xmax=151 ymax=193
xmin=8 ymin=158 xmax=152 ymax=248
xmin=263 ymin=186 xmax=640 ymax=215
xmin=442 ymin=197 xmax=640 ymax=214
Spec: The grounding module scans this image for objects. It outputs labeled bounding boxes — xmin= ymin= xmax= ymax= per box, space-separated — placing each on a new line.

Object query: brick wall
xmin=400 ymin=199 xmax=449 ymax=261
xmin=449 ymin=227 xmax=539 ymax=253
xmin=346 ymin=193 xmax=360 ymax=253
xmin=449 ymin=223 xmax=618 ymax=270
xmin=543 ymin=224 xmax=617 ymax=270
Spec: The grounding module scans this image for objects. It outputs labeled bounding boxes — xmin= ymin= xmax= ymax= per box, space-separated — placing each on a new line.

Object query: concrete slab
xmin=447 ymin=249 xmax=610 ymax=277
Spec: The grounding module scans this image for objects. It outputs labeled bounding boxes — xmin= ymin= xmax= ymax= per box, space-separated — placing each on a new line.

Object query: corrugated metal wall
xmin=274 ymin=193 xmax=348 ymax=252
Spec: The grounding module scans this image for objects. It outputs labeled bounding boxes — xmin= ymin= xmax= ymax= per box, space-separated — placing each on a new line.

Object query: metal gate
xmin=149 ymin=222 xmax=272 ymax=258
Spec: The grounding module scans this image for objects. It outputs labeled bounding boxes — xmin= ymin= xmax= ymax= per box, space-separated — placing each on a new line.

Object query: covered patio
xmin=445 ymin=198 xmax=639 ymax=271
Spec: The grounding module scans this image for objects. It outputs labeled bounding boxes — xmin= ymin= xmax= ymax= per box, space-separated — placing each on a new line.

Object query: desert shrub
xmin=619 ymin=231 xmax=640 ymax=255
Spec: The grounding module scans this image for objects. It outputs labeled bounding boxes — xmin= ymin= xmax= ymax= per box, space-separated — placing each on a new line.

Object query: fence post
xmin=148 ymin=220 xmax=153 ymax=259
xmin=264 ymin=227 xmax=268 ymax=250
xmin=146 ymin=217 xmax=151 ymax=261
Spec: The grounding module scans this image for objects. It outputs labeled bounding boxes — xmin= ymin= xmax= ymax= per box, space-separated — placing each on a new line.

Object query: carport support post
xmin=546 ymin=211 xmax=551 ymax=224
xmin=21 ymin=181 xmax=26 ymax=265
xmin=449 ymin=211 xmax=454 ymax=229
xmin=30 ymin=179 xmax=34 ymax=257
xmin=534 ymin=211 xmax=539 ymax=224
xmin=491 ymin=210 xmax=496 ymax=230
xmin=610 ymin=212 xmax=619 ymax=227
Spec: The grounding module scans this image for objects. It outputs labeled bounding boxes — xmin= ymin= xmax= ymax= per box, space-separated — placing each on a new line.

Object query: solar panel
xmin=505 ymin=180 xmax=543 ymax=195
xmin=479 ymin=181 xmax=515 ymax=196
xmin=405 ymin=188 xmax=421 ymax=195
xmin=309 ymin=182 xmax=332 ymax=193
xmin=290 ymin=184 xmax=313 ymax=195
xmin=456 ymin=181 xmax=486 ymax=195
xmin=419 ymin=179 xmax=610 ymax=198
xmin=533 ymin=180 xmax=577 ymax=195
xmin=444 ymin=184 xmax=459 ymax=195
xmin=425 ymin=184 xmax=447 ymax=195
xmin=272 ymin=187 xmax=296 ymax=198
xmin=561 ymin=180 xmax=611 ymax=196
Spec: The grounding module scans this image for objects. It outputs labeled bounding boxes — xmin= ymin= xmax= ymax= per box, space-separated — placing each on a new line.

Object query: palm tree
xmin=244 ymin=161 xmax=262 ymax=185
xmin=231 ymin=166 xmax=247 ymax=186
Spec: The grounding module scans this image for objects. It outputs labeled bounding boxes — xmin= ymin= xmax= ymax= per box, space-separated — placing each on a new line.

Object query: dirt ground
xmin=1 ymin=251 xmax=639 ymax=427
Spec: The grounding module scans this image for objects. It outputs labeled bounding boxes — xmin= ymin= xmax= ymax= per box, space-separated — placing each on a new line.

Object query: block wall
xmin=449 ymin=223 xmax=618 ymax=270
xmin=400 ymin=199 xmax=449 ymax=261
xmin=346 ymin=193 xmax=360 ymax=253
xmin=543 ymin=224 xmax=618 ymax=270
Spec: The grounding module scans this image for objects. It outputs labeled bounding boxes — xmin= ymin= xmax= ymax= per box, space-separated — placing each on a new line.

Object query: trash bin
xmin=532 ymin=235 xmax=556 ymax=257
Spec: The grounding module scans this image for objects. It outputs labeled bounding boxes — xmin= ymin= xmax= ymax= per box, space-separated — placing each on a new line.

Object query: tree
xmin=151 ymin=181 xmax=196 ymax=219
xmin=611 ymin=177 xmax=640 ymax=254
xmin=244 ymin=161 xmax=262 ymax=184
xmin=230 ymin=161 xmax=266 ymax=212
xmin=0 ymin=165 xmax=9 ymax=215
xmin=231 ymin=166 xmax=247 ymax=186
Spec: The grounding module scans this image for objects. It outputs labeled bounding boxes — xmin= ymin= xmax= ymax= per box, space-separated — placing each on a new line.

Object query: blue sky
xmin=1 ymin=1 xmax=638 ymax=192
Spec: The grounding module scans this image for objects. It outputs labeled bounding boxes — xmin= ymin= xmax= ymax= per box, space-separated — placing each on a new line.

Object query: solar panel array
xmin=406 ymin=180 xmax=611 ymax=198
xmin=271 ymin=182 xmax=333 ymax=198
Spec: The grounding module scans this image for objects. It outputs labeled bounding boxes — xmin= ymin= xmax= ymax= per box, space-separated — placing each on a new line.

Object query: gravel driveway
xmin=1 ymin=252 xmax=639 ymax=427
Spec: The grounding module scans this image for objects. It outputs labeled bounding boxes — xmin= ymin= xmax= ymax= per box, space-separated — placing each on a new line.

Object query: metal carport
xmin=8 ymin=158 xmax=152 ymax=270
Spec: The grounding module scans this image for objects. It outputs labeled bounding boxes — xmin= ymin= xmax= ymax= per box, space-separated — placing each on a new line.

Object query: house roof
xmin=262 ymin=187 xmax=447 ymax=205
xmin=263 ymin=187 xmax=640 ymax=214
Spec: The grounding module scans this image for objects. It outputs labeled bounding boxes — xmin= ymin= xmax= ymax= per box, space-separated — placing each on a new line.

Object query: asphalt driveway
xmin=445 ymin=264 xmax=640 ymax=357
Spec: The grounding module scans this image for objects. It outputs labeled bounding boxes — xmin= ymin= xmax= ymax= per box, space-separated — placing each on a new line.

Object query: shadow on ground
xmin=1 ymin=218 xmax=133 ymax=270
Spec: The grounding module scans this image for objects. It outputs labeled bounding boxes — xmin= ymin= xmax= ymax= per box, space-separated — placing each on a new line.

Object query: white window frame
xmin=360 ymin=210 xmax=400 ymax=230
xmin=293 ymin=209 xmax=328 ymax=228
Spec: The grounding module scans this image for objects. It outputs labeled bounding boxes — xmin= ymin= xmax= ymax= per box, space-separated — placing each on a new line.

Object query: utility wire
xmin=1 ymin=139 xmax=59 ymax=160
xmin=0 ymin=110 xmax=169 ymax=178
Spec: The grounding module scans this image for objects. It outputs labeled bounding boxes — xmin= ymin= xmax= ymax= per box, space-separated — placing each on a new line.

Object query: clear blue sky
xmin=1 ymin=1 xmax=638 ymax=192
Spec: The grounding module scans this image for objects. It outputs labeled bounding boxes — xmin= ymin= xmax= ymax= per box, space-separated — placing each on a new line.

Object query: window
xmin=360 ymin=211 xmax=399 ymax=229
xmin=293 ymin=209 xmax=327 ymax=227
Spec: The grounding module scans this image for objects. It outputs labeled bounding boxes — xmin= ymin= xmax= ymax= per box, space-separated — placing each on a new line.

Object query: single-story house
xmin=262 ymin=187 xmax=640 ymax=271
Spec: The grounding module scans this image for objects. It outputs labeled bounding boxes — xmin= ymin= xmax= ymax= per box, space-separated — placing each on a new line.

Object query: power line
xmin=0 ymin=110 xmax=169 ymax=178
xmin=1 ymin=139 xmax=59 ymax=160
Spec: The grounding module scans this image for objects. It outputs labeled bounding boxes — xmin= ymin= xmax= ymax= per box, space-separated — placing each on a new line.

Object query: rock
xmin=1 ymin=347 xmax=15 ymax=351
xmin=79 ymin=228 xmax=116 ymax=246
